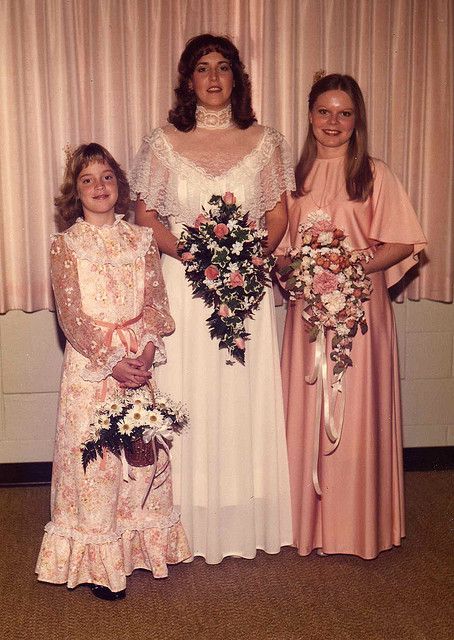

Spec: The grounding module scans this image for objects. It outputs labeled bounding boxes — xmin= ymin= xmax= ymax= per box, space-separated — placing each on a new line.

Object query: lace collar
xmin=62 ymin=217 xmax=153 ymax=266
xmin=195 ymin=104 xmax=233 ymax=129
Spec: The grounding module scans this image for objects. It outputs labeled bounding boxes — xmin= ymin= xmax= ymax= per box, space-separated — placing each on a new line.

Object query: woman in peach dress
xmin=280 ymin=74 xmax=426 ymax=558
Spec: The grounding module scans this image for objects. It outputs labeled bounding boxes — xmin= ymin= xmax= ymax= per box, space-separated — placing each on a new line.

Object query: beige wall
xmin=1 ymin=301 xmax=453 ymax=463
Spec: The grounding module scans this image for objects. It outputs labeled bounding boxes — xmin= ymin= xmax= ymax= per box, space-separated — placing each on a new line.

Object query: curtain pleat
xmin=0 ymin=0 xmax=452 ymax=312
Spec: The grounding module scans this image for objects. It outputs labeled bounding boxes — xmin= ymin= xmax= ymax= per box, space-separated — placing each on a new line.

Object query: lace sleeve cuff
xmin=137 ymin=333 xmax=167 ymax=367
xmin=80 ymin=346 xmax=127 ymax=383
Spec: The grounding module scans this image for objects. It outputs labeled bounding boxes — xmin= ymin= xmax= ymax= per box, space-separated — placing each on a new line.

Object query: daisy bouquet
xmin=81 ymin=385 xmax=188 ymax=472
xmin=178 ymin=193 xmax=275 ymax=365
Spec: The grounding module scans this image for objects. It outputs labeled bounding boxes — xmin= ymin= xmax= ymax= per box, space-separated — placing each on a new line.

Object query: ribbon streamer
xmin=303 ymin=320 xmax=347 ymax=495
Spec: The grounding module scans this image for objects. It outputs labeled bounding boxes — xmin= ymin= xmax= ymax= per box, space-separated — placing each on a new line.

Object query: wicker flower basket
xmin=124 ymin=436 xmax=157 ymax=467
xmin=124 ymin=382 xmax=157 ymax=467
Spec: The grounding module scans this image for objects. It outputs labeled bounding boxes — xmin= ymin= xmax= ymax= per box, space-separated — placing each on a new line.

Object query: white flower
xmin=318 ymin=231 xmax=334 ymax=245
xmin=117 ymin=419 xmax=134 ymax=435
xmin=336 ymin=324 xmax=350 ymax=336
xmin=108 ymin=400 xmax=124 ymax=416
xmin=321 ymin=290 xmax=347 ymax=316
xmin=125 ymin=408 xmax=145 ymax=428
xmin=97 ymin=415 xmax=111 ymax=430
xmin=231 ymin=242 xmax=243 ymax=255
xmin=144 ymin=408 xmax=165 ymax=429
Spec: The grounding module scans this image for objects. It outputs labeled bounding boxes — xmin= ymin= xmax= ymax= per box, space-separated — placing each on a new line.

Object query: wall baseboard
xmin=0 ymin=447 xmax=452 ymax=486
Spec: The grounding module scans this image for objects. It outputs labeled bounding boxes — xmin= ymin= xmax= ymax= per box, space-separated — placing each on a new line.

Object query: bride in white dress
xmin=130 ymin=34 xmax=294 ymax=563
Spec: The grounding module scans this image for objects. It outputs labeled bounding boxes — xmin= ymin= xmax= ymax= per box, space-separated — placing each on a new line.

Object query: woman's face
xmin=309 ymin=90 xmax=356 ymax=158
xmin=189 ymin=51 xmax=234 ymax=110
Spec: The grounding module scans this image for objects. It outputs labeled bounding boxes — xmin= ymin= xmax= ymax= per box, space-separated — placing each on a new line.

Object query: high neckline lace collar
xmin=195 ymin=104 xmax=233 ymax=129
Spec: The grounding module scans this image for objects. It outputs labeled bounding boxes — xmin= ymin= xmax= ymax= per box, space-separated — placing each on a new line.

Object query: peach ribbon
xmin=96 ymin=311 xmax=143 ymax=470
xmin=303 ymin=326 xmax=346 ymax=496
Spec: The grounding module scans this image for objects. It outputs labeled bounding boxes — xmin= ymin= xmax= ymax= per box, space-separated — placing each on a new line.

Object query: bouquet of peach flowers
xmin=281 ymin=209 xmax=372 ymax=379
xmin=280 ymin=209 xmax=372 ymax=494
xmin=178 ymin=193 xmax=275 ymax=364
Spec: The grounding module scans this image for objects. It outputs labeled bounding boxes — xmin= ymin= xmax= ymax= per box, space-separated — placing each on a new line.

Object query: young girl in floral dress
xmin=35 ymin=143 xmax=190 ymax=600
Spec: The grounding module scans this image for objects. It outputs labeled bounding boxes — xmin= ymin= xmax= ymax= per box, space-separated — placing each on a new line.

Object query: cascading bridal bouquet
xmin=280 ymin=209 xmax=372 ymax=494
xmin=178 ymin=193 xmax=275 ymax=365
xmin=81 ymin=385 xmax=189 ymax=506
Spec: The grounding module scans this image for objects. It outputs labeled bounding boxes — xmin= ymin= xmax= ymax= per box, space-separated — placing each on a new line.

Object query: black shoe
xmin=89 ymin=584 xmax=126 ymax=601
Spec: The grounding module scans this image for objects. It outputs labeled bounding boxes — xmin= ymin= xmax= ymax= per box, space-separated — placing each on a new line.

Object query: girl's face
xmin=189 ymin=51 xmax=234 ymax=110
xmin=77 ymin=160 xmax=118 ymax=225
xmin=309 ymin=90 xmax=356 ymax=158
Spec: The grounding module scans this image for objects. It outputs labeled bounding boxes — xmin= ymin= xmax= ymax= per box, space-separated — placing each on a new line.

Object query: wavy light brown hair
xmin=168 ymin=33 xmax=256 ymax=132
xmin=54 ymin=143 xmax=130 ymax=223
xmin=295 ymin=74 xmax=374 ymax=202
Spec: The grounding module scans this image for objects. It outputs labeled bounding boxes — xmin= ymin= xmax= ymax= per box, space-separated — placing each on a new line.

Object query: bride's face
xmin=189 ymin=51 xmax=234 ymax=110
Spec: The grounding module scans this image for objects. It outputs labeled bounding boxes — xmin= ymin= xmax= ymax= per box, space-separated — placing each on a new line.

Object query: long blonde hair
xmin=295 ymin=74 xmax=374 ymax=202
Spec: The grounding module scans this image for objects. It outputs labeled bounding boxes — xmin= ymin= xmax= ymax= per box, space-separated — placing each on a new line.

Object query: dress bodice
xmin=129 ymin=125 xmax=295 ymax=227
xmin=288 ymin=156 xmax=426 ymax=287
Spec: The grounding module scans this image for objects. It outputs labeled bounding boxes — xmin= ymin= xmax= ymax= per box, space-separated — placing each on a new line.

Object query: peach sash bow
xmin=96 ymin=311 xmax=143 ymax=471
xmin=95 ymin=311 xmax=144 ymax=403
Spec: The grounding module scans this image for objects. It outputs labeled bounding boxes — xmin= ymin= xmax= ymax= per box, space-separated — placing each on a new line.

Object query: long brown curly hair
xmin=168 ymin=34 xmax=256 ymax=132
xmin=54 ymin=143 xmax=130 ymax=223
xmin=295 ymin=74 xmax=374 ymax=202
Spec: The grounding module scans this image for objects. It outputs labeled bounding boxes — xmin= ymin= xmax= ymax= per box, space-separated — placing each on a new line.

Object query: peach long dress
xmin=281 ymin=157 xmax=426 ymax=559
xmin=35 ymin=218 xmax=190 ymax=592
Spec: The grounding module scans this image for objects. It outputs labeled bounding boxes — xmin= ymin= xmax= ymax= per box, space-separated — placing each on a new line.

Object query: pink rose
xmin=194 ymin=214 xmax=208 ymax=229
xmin=218 ymin=303 xmax=232 ymax=317
xmin=223 ymin=192 xmax=236 ymax=205
xmin=312 ymin=270 xmax=339 ymax=295
xmin=252 ymin=256 xmax=264 ymax=266
xmin=234 ymin=337 xmax=245 ymax=349
xmin=204 ymin=265 xmax=219 ymax=280
xmin=229 ymin=271 xmax=244 ymax=288
xmin=181 ymin=252 xmax=194 ymax=262
xmin=214 ymin=223 xmax=229 ymax=239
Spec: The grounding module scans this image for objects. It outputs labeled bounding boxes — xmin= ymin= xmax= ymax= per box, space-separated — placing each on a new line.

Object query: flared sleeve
xmin=138 ymin=233 xmax=175 ymax=366
xmin=257 ymin=128 xmax=296 ymax=216
xmin=50 ymin=234 xmax=126 ymax=381
xmin=129 ymin=129 xmax=174 ymax=217
xmin=369 ymin=159 xmax=427 ymax=287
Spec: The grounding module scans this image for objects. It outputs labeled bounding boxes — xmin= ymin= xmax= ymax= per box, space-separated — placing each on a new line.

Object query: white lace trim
xmin=129 ymin=126 xmax=295 ymax=225
xmin=55 ymin=220 xmax=154 ymax=266
xmin=81 ymin=346 xmax=126 ymax=383
xmin=43 ymin=508 xmax=182 ymax=545
xmin=137 ymin=333 xmax=167 ymax=367
xmin=195 ymin=104 xmax=233 ymax=129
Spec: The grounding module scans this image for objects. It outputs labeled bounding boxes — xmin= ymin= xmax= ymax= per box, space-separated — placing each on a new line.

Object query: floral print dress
xmin=35 ymin=217 xmax=190 ymax=592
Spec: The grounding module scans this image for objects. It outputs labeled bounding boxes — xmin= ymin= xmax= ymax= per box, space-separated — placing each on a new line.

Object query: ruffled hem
xmin=35 ymin=518 xmax=191 ymax=591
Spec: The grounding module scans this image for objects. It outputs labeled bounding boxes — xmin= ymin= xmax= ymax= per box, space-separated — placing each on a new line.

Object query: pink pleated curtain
xmin=0 ymin=0 xmax=452 ymax=312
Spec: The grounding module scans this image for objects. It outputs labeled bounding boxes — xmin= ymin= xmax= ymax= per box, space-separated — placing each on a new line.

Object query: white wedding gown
xmin=130 ymin=122 xmax=294 ymax=563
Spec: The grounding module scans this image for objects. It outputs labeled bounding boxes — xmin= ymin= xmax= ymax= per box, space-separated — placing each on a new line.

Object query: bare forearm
xmin=364 ymin=242 xmax=413 ymax=275
xmin=264 ymin=196 xmax=288 ymax=255
xmin=135 ymin=199 xmax=181 ymax=260
xmin=139 ymin=341 xmax=156 ymax=371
